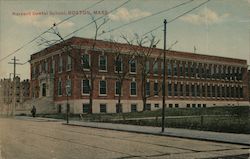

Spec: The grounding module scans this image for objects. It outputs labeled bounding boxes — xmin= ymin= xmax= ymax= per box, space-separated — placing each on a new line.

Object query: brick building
xmin=30 ymin=37 xmax=249 ymax=114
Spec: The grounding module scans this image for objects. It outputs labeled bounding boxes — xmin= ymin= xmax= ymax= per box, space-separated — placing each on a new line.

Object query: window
xmin=51 ymin=60 xmax=55 ymax=74
xmin=100 ymin=104 xmax=107 ymax=113
xmin=180 ymin=84 xmax=183 ymax=96
xmin=161 ymin=61 xmax=164 ymax=75
xmin=179 ymin=63 xmax=184 ymax=77
xmin=153 ymin=62 xmax=158 ymax=75
xmin=146 ymin=104 xmax=151 ymax=111
xmin=130 ymin=81 xmax=137 ymax=96
xmin=207 ymin=85 xmax=211 ymax=97
xmin=186 ymin=84 xmax=189 ymax=97
xmin=58 ymin=56 xmax=63 ymax=73
xmin=131 ymin=104 xmax=137 ymax=112
xmin=192 ymin=104 xmax=196 ymax=108
xmin=58 ymin=79 xmax=62 ymax=96
xmin=218 ymin=86 xmax=221 ymax=98
xmin=174 ymin=83 xmax=178 ymax=96
xmin=82 ymin=54 xmax=90 ymax=69
xmin=130 ymin=60 xmax=136 ymax=73
xmin=236 ymin=86 xmax=239 ymax=98
xmin=212 ymin=86 xmax=216 ymax=97
xmin=168 ymin=83 xmax=172 ymax=96
xmin=175 ymin=104 xmax=179 ymax=108
xmin=146 ymin=61 xmax=150 ymax=73
xmin=99 ymin=55 xmax=107 ymax=71
xmin=99 ymin=80 xmax=107 ymax=95
xmin=42 ymin=83 xmax=46 ymax=97
xmin=116 ymin=104 xmax=122 ymax=113
xmin=169 ymin=104 xmax=173 ymax=108
xmin=226 ymin=86 xmax=230 ymax=98
xmin=146 ymin=81 xmax=150 ymax=96
xmin=187 ymin=104 xmax=190 ymax=108
xmin=155 ymin=104 xmax=159 ymax=108
xmin=185 ymin=63 xmax=188 ymax=77
xmin=83 ymin=104 xmax=90 ymax=113
xmin=173 ymin=62 xmax=177 ymax=76
xmin=198 ymin=104 xmax=201 ymax=108
xmin=115 ymin=56 xmax=123 ymax=72
xmin=203 ymin=104 xmax=206 ymax=108
xmin=191 ymin=85 xmax=195 ymax=97
xmin=154 ymin=82 xmax=158 ymax=96
xmin=197 ymin=85 xmax=201 ymax=97
xmin=190 ymin=63 xmax=194 ymax=77
xmin=67 ymin=55 xmax=72 ymax=71
xmin=66 ymin=79 xmax=72 ymax=96
xmin=82 ymin=80 xmax=90 ymax=94
xmin=115 ymin=81 xmax=121 ymax=95
xmin=239 ymin=87 xmax=243 ymax=98
xmin=167 ymin=62 xmax=172 ymax=76
xmin=222 ymin=86 xmax=225 ymax=97
xmin=202 ymin=85 xmax=206 ymax=97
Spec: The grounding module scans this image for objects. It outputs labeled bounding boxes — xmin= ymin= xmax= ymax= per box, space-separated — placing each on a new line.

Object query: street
xmin=0 ymin=117 xmax=249 ymax=159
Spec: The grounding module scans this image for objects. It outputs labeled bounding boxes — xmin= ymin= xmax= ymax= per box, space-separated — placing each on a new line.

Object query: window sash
xmin=99 ymin=55 xmax=107 ymax=71
xmin=99 ymin=80 xmax=107 ymax=95
xmin=130 ymin=82 xmax=137 ymax=95
xmin=130 ymin=60 xmax=136 ymax=73
xmin=58 ymin=80 xmax=62 ymax=96
xmin=82 ymin=80 xmax=90 ymax=94
xmin=100 ymin=104 xmax=107 ymax=113
xmin=82 ymin=54 xmax=90 ymax=69
xmin=154 ymin=82 xmax=158 ymax=96
xmin=115 ymin=81 xmax=121 ymax=95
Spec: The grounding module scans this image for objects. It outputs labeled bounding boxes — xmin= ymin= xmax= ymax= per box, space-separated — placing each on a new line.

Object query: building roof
xmin=30 ymin=36 xmax=247 ymax=65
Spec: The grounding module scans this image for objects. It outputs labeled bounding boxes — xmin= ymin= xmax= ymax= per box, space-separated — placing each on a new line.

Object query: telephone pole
xmin=8 ymin=56 xmax=22 ymax=116
xmin=8 ymin=56 xmax=22 ymax=79
xmin=162 ymin=19 xmax=167 ymax=133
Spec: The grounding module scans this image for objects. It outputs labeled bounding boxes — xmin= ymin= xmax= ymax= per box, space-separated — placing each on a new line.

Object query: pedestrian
xmin=31 ymin=105 xmax=36 ymax=117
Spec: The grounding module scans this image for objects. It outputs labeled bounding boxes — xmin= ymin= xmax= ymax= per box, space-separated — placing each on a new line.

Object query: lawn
xmin=39 ymin=106 xmax=250 ymax=134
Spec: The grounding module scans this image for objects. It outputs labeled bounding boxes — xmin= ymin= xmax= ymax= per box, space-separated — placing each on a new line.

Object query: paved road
xmin=0 ymin=118 xmax=249 ymax=159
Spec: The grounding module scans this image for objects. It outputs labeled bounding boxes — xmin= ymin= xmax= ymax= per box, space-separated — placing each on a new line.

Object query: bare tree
xmin=122 ymin=34 xmax=161 ymax=111
xmin=105 ymin=38 xmax=134 ymax=113
xmin=39 ymin=15 xmax=109 ymax=114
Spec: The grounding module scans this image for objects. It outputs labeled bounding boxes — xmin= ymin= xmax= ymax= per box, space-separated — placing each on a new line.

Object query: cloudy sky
xmin=0 ymin=0 xmax=250 ymax=80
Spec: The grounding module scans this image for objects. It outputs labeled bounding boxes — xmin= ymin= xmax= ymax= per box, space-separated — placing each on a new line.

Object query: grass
xmin=34 ymin=106 xmax=250 ymax=134
xmin=112 ymin=116 xmax=250 ymax=134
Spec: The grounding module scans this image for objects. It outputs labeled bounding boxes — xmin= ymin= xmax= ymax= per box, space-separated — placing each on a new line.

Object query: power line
xmin=0 ymin=0 xmax=105 ymax=63
xmin=142 ymin=0 xmax=211 ymax=36
xmin=15 ymin=0 xmax=130 ymax=66
xmin=99 ymin=0 xmax=195 ymax=36
xmin=63 ymin=0 xmax=131 ymax=39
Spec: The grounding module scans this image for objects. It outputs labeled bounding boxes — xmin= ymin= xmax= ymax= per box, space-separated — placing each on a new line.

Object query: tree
xmin=123 ymin=34 xmax=161 ymax=111
xmin=38 ymin=15 xmax=108 ymax=114
xmin=105 ymin=37 xmax=134 ymax=113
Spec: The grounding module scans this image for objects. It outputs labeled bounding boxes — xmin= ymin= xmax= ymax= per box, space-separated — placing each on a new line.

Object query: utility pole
xmin=8 ymin=56 xmax=22 ymax=79
xmin=8 ymin=56 xmax=22 ymax=116
xmin=162 ymin=19 xmax=167 ymax=133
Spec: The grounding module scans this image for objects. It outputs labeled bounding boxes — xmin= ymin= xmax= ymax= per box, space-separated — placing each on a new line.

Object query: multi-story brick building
xmin=30 ymin=37 xmax=249 ymax=114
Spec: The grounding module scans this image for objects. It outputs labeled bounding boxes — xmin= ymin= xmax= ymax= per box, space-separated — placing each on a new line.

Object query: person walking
xmin=31 ymin=105 xmax=36 ymax=117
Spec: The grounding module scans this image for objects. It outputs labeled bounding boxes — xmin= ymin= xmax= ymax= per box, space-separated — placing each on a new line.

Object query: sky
xmin=0 ymin=0 xmax=250 ymax=80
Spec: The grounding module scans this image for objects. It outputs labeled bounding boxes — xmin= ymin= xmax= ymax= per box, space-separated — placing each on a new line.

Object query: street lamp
xmin=66 ymin=83 xmax=70 ymax=124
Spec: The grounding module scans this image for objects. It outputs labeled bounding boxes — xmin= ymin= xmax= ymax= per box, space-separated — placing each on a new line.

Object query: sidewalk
xmin=65 ymin=120 xmax=250 ymax=146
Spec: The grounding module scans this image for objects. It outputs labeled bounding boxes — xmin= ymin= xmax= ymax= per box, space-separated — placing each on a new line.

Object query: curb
xmin=62 ymin=123 xmax=250 ymax=147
